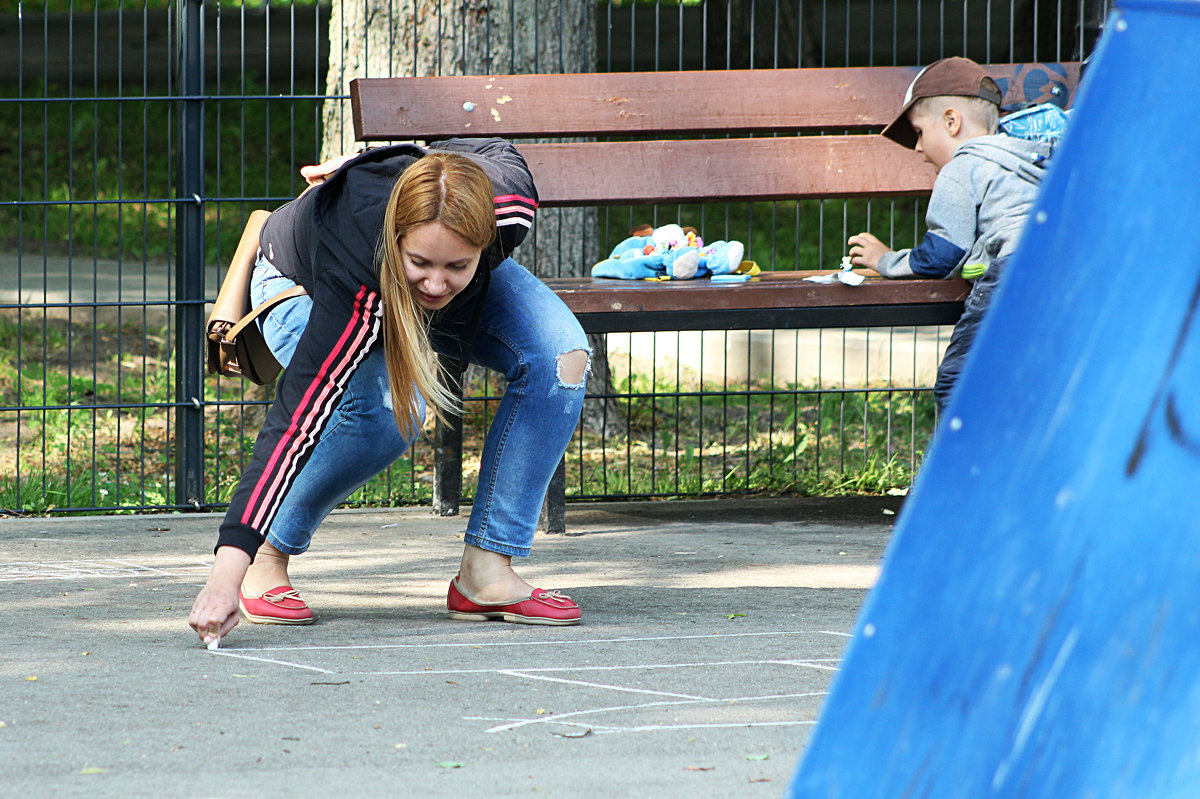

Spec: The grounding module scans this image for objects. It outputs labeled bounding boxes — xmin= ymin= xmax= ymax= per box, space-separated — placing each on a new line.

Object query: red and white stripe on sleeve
xmin=494 ymin=193 xmax=537 ymax=231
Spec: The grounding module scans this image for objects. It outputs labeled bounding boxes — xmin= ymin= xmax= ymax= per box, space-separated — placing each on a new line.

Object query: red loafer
xmin=238 ymin=585 xmax=316 ymax=625
xmin=447 ymin=577 xmax=581 ymax=626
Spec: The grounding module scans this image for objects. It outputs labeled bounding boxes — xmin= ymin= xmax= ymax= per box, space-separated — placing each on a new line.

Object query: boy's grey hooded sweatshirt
xmin=875 ymin=134 xmax=1053 ymax=279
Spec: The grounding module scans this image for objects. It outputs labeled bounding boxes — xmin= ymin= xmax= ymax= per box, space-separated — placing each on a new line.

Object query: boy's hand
xmin=847 ymin=232 xmax=891 ymax=270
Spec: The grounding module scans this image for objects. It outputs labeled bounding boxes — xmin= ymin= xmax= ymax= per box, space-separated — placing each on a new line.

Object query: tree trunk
xmin=321 ymin=1 xmax=598 ymax=158
xmin=320 ymin=0 xmax=624 ymax=436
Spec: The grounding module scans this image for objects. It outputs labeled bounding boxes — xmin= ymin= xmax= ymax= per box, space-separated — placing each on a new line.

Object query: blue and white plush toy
xmin=591 ymin=224 xmax=745 ymax=280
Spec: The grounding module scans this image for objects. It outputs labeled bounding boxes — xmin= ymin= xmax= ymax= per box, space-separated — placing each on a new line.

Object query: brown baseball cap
xmin=882 ymin=57 xmax=1003 ymax=149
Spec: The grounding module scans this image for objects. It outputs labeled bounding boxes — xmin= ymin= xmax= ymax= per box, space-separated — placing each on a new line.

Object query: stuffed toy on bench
xmin=591 ymin=223 xmax=746 ymax=280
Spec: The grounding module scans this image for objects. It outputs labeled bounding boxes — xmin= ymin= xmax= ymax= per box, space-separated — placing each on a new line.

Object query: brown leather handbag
xmin=206 ymin=210 xmax=307 ymax=385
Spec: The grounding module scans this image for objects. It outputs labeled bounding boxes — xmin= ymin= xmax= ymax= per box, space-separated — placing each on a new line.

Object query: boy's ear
xmin=943 ymin=107 xmax=963 ymax=137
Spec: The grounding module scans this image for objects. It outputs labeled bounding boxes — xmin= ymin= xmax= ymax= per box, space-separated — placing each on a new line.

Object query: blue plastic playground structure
xmin=788 ymin=1 xmax=1200 ymax=796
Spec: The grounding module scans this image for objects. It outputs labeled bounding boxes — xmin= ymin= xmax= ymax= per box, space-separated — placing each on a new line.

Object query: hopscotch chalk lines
xmin=0 ymin=558 xmax=211 ymax=581
xmin=209 ymin=629 xmax=850 ymax=737
xmin=0 ymin=559 xmax=850 ymax=737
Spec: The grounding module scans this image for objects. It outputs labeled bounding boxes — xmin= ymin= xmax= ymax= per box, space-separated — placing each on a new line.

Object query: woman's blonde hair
xmin=376 ymin=151 xmax=497 ymax=433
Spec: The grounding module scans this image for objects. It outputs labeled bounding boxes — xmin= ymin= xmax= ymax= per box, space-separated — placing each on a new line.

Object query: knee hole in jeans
xmin=556 ymin=349 xmax=590 ymax=388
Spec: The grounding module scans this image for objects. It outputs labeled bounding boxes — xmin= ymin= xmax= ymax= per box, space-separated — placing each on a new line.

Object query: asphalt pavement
xmin=0 ymin=496 xmax=900 ymax=798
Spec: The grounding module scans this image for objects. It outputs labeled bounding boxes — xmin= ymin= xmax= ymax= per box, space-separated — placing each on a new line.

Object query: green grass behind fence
xmin=0 ymin=80 xmax=323 ymax=264
xmin=0 ymin=314 xmax=934 ymax=514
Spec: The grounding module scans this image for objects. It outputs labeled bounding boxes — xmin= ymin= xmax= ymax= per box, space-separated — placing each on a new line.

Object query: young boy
xmin=847 ymin=57 xmax=1054 ymax=413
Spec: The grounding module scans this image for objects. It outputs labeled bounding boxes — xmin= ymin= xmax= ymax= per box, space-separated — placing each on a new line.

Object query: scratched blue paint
xmin=788 ymin=2 xmax=1200 ymax=796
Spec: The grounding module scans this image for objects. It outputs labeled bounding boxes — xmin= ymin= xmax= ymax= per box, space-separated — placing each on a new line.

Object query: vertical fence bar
xmin=1081 ymin=0 xmax=1109 ymax=55
xmin=174 ymin=0 xmax=205 ymax=510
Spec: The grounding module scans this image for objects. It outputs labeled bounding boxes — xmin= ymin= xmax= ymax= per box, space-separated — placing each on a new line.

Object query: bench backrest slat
xmin=523 ymin=136 xmax=931 ymax=207
xmin=350 ymin=62 xmax=1079 ymax=205
xmin=351 ymin=63 xmax=1080 ymax=141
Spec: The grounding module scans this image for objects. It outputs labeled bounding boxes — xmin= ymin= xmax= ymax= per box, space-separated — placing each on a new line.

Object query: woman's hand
xmin=847 ymin=232 xmax=891 ymax=271
xmin=189 ymin=546 xmax=252 ymax=646
xmin=299 ymin=152 xmax=359 ymax=187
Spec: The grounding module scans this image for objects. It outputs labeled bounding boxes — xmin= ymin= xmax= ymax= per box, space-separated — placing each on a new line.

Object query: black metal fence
xmin=0 ymin=0 xmax=1107 ymax=515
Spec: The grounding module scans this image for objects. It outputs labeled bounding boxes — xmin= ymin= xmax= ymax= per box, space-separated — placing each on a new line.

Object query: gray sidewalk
xmin=0 ymin=497 xmax=899 ymax=798
xmin=0 ymin=254 xmax=212 ymax=325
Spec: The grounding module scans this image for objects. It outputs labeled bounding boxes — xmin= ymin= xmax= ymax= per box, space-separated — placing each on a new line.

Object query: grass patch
xmin=0 ymin=313 xmax=175 ymax=512
xmin=0 ymin=313 xmax=934 ymax=514
xmin=558 ymin=368 xmax=933 ymax=501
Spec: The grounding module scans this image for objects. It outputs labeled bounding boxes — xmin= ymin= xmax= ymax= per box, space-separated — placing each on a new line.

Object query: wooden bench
xmin=350 ymin=63 xmax=1080 ymax=530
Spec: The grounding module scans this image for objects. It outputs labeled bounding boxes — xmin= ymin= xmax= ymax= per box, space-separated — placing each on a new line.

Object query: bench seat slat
xmin=351 ymin=63 xmax=1080 ymax=141
xmin=567 ymin=303 xmax=968 ymax=333
xmin=549 ymin=274 xmax=969 ymax=332
xmin=523 ymin=136 xmax=933 ymax=206
xmin=548 ymin=273 xmax=969 ymax=313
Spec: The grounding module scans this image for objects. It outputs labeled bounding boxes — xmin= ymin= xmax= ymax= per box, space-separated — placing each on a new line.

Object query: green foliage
xmin=0 ymin=80 xmax=322 ymax=265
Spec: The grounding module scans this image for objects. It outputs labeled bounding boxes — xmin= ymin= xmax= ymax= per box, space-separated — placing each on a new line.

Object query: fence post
xmin=174 ymin=0 xmax=206 ymax=510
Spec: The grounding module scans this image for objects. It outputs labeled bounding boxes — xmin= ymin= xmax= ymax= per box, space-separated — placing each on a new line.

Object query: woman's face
xmin=399 ymin=221 xmax=483 ymax=311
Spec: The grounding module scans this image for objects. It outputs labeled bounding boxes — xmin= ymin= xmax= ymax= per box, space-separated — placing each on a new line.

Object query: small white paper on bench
xmin=804 ymin=271 xmax=864 ymax=286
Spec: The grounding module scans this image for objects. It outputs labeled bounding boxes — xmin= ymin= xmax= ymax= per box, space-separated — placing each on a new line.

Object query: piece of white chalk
xmin=207 ymin=637 xmax=221 ymax=651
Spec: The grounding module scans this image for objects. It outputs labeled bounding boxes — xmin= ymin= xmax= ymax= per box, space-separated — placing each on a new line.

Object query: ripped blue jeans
xmin=251 ymin=256 xmax=590 ymax=558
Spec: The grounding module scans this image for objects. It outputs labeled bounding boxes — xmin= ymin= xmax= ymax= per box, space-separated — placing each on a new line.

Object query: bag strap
xmin=209 ymin=209 xmax=273 ymax=327
xmin=224 ymin=285 xmax=308 ymax=342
